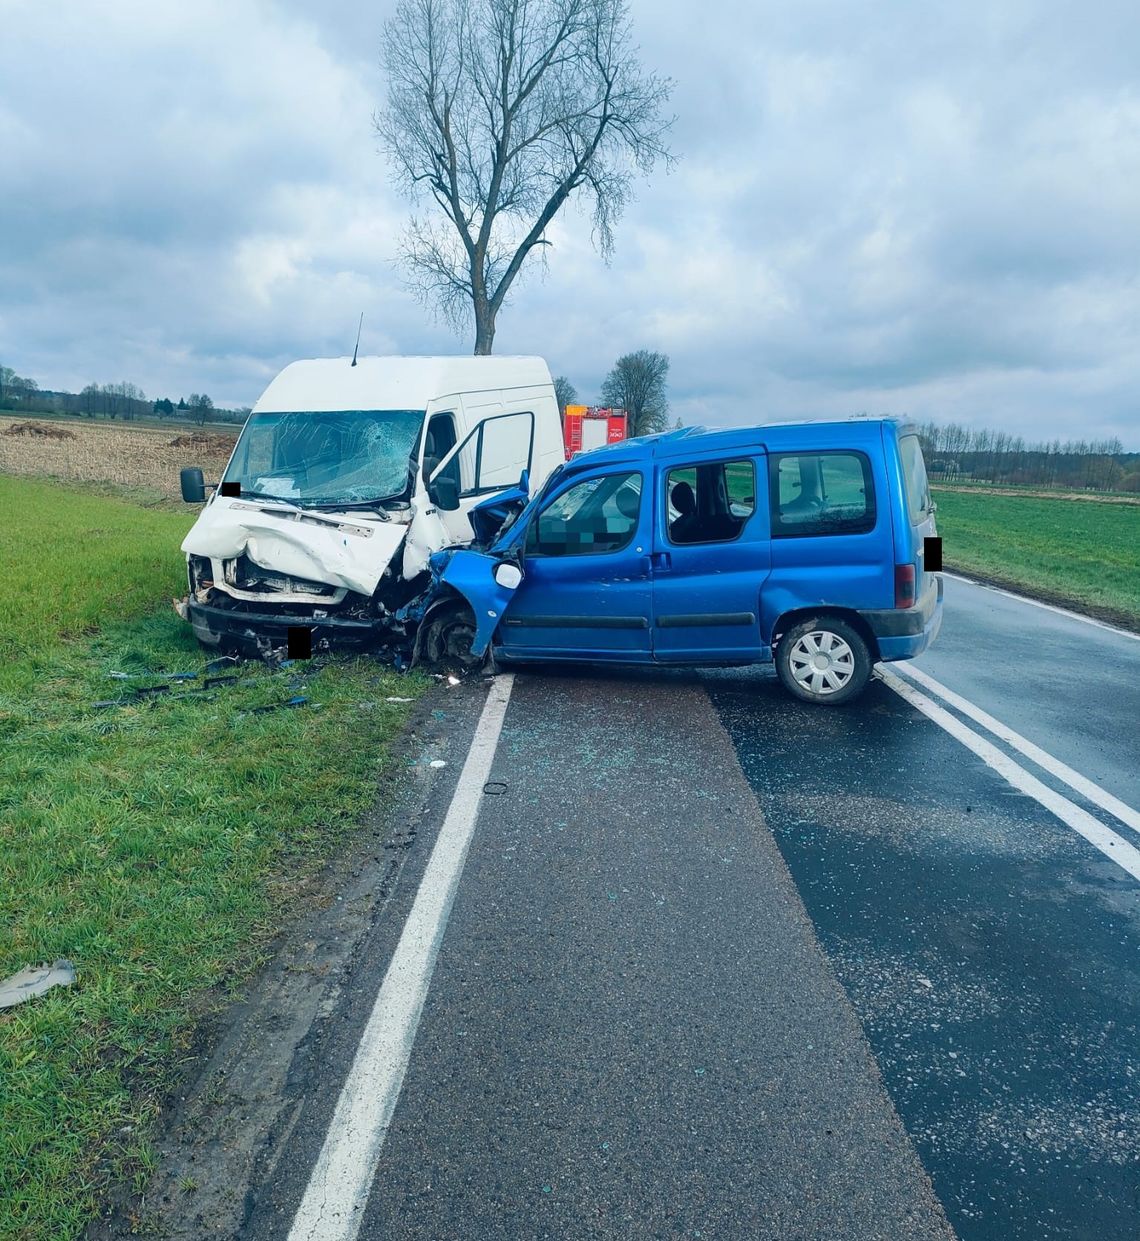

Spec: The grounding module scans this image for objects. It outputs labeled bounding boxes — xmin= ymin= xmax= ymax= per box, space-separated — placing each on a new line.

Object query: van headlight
xmin=188 ymin=555 xmax=213 ymax=592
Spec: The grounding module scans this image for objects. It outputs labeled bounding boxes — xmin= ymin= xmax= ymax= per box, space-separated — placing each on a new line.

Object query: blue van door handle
xmin=652 ymin=551 xmax=672 ymax=571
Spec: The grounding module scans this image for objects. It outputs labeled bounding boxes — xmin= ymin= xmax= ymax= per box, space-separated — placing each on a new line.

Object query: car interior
xmin=667 ymin=461 xmax=751 ymax=544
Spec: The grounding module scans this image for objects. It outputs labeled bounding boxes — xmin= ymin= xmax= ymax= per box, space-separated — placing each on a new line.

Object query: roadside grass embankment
xmin=0 ymin=476 xmax=421 ymax=1240
xmin=933 ymin=488 xmax=1140 ymax=631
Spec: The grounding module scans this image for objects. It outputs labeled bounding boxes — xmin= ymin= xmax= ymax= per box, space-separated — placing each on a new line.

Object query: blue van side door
xmin=759 ymin=447 xmax=894 ymax=639
xmin=652 ymin=452 xmax=771 ymax=662
xmin=494 ymin=467 xmax=654 ymax=662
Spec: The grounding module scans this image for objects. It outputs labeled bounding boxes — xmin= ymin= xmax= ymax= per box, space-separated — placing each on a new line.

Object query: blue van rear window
xmin=769 ymin=452 xmax=876 ymax=537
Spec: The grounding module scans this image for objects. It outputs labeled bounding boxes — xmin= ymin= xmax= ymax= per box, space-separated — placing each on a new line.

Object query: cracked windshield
xmin=222 ymin=408 xmax=424 ymax=506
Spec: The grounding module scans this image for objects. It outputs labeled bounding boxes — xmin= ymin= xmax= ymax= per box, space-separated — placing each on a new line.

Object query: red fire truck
xmin=562 ymin=405 xmax=629 ymax=459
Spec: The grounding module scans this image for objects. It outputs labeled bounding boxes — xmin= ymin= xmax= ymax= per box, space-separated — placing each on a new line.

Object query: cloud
xmin=0 ymin=0 xmax=441 ymax=403
xmin=1 ymin=0 xmax=1139 ymax=446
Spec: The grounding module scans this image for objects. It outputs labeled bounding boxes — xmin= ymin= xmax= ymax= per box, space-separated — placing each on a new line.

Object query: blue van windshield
xmin=222 ymin=409 xmax=425 ymax=507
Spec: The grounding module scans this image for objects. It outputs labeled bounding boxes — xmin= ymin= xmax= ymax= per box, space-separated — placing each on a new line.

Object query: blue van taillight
xmin=895 ymin=563 xmax=916 ymax=608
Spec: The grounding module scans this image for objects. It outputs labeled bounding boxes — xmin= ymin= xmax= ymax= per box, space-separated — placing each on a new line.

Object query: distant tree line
xmin=914 ymin=420 xmax=1139 ymax=492
xmin=0 ymin=364 xmax=250 ymax=425
xmin=0 ymin=365 xmax=38 ymax=407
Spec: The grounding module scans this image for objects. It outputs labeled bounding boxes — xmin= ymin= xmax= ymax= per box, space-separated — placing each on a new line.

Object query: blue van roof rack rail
xmin=567 ymin=416 xmax=921 ymax=470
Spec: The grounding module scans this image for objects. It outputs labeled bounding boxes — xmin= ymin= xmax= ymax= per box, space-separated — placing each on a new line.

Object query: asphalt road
xmin=911 ymin=574 xmax=1140 ymax=811
xmin=149 ymin=576 xmax=1140 ymax=1241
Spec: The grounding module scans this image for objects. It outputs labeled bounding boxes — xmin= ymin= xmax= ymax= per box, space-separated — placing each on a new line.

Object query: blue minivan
xmin=418 ymin=418 xmax=942 ymax=704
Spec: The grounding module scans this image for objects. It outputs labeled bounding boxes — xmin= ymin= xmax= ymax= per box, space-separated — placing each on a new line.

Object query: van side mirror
xmin=181 ymin=467 xmax=206 ymax=503
xmin=428 ymin=474 xmax=460 ymax=511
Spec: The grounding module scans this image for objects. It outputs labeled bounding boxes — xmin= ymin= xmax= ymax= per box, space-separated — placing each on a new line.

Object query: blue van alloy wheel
xmin=776 ymin=617 xmax=872 ymax=705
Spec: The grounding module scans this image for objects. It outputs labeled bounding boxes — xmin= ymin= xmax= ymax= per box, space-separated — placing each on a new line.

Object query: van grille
xmin=225 ymin=554 xmax=340 ymax=598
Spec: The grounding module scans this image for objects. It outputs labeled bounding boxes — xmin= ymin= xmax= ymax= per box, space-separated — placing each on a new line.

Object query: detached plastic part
xmin=0 ymin=959 xmax=77 ymax=1009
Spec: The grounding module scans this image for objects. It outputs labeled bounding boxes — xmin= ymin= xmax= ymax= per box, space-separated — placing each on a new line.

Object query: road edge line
xmin=288 ymin=674 xmax=515 ymax=1241
xmin=878 ymin=667 xmax=1140 ymax=884
xmin=892 ymin=662 xmax=1140 ymax=837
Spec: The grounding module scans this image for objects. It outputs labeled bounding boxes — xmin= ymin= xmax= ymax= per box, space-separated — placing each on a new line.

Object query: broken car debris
xmin=93 ymin=651 xmax=324 ymax=711
xmin=0 ymin=960 xmax=77 ymax=1010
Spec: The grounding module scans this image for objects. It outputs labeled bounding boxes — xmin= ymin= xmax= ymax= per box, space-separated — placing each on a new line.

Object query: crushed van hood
xmin=182 ymin=497 xmax=407 ymax=597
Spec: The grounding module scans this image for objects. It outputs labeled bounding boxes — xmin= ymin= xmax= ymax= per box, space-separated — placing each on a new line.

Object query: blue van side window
xmin=769 ymin=451 xmax=875 ymax=538
xmin=899 ymin=434 xmax=932 ymax=520
xmin=526 ymin=471 xmax=642 ymax=556
xmin=665 ymin=459 xmax=755 ymax=545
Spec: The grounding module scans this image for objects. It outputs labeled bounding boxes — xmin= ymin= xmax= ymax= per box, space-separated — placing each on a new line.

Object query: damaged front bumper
xmin=176 ymin=545 xmax=431 ymax=655
xmin=175 ymin=580 xmax=431 ymax=657
xmin=175 ymin=480 xmax=532 ymax=657
xmin=181 ymin=598 xmax=393 ymax=651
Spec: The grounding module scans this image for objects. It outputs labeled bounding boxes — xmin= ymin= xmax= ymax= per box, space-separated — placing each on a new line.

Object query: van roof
xmin=565 ymin=416 xmax=913 ymax=471
xmin=253 ymin=355 xmax=554 ymax=414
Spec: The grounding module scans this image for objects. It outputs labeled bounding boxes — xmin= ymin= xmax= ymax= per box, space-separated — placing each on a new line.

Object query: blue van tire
xmin=775 ymin=616 xmax=872 ymax=705
xmin=419 ymin=600 xmax=485 ymax=674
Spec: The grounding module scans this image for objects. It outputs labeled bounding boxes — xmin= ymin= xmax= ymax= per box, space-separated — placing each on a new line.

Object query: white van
xmin=176 ymin=355 xmax=564 ymax=652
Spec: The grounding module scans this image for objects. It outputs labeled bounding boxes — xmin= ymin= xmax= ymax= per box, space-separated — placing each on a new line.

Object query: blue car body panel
xmin=433 ymin=547 xmax=519 ymax=656
xmin=435 ymin=418 xmax=943 ymax=670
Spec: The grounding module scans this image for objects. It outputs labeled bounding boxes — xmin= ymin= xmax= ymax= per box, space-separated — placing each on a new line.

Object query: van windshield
xmin=222 ymin=409 xmax=425 ymax=507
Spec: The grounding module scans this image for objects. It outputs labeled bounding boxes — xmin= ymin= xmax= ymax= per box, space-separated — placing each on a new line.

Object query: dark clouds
xmin=1 ymin=0 xmax=1138 ymax=445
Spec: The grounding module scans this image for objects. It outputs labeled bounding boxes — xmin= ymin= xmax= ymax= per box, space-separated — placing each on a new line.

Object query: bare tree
xmin=379 ymin=0 xmax=673 ymax=353
xmin=553 ymin=375 xmax=578 ymax=420
xmin=188 ymin=393 xmax=214 ymax=427
xmin=600 ymin=349 xmax=669 ymax=436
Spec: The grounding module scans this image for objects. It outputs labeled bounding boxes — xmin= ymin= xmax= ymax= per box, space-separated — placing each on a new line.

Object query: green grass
xmin=0 ymin=477 xmax=193 ymax=675
xmin=0 ymin=477 xmax=421 ymax=1239
xmin=935 ymin=489 xmax=1140 ymax=626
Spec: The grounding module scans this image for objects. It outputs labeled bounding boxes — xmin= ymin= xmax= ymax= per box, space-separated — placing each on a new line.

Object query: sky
xmin=2 ymin=0 xmax=1139 ymax=447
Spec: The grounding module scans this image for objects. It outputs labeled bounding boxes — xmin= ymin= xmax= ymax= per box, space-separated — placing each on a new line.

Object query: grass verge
xmin=0 ymin=477 xmax=421 ymax=1239
xmin=934 ymin=488 xmax=1140 ymax=629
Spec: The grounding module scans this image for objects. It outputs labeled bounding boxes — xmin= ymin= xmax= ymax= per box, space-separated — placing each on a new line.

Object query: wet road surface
xmin=709 ymin=672 xmax=1140 ymax=1239
xmin=233 ymin=578 xmax=1139 ymax=1241
xmin=911 ymin=574 xmax=1140 ymax=811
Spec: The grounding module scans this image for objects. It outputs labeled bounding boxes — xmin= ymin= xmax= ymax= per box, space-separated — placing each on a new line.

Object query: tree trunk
xmin=473 ymin=304 xmax=496 ymax=354
xmin=472 ymin=282 xmax=496 ymax=354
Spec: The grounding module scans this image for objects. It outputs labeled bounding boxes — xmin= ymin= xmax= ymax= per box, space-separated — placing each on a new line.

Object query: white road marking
xmin=944 ymin=571 xmax=1140 ymax=642
xmin=288 ymin=674 xmax=515 ymax=1241
xmin=892 ymin=662 xmax=1140 ymax=838
xmin=878 ymin=667 xmax=1140 ymax=884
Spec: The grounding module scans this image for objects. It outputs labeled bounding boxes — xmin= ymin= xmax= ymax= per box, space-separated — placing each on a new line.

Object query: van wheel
xmin=775 ymin=617 xmax=871 ymax=705
xmin=419 ymin=602 xmax=484 ymax=674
